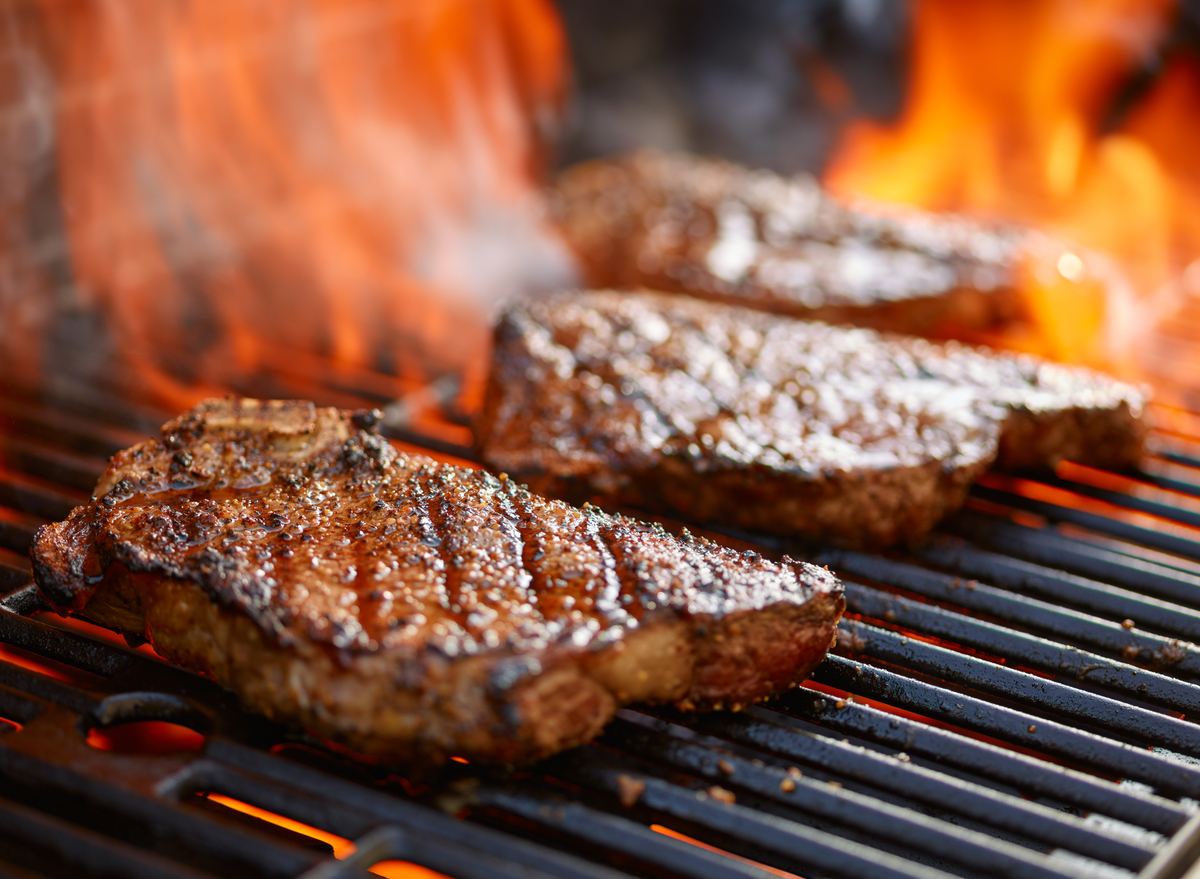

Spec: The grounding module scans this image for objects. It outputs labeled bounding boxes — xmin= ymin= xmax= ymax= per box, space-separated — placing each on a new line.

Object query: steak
xmin=551 ymin=150 xmax=1028 ymax=337
xmin=30 ymin=398 xmax=844 ymax=765
xmin=476 ymin=292 xmax=1147 ymax=548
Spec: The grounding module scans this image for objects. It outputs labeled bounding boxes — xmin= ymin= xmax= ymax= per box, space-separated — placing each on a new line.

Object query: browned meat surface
xmin=476 ymin=292 xmax=1147 ymax=548
xmin=30 ymin=398 xmax=843 ymax=765
xmin=551 ymin=150 xmax=1028 ymax=337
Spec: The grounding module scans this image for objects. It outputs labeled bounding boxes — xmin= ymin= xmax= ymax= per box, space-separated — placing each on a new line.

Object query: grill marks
xmin=26 ymin=397 xmax=843 ymax=764
xmin=5 ymin=384 xmax=1200 ymax=878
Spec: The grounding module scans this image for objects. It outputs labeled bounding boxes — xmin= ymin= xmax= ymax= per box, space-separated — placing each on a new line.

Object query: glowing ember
xmin=1 ymin=0 xmax=571 ymax=410
xmin=825 ymin=0 xmax=1200 ymax=375
xmin=86 ymin=721 xmax=206 ymax=755
xmin=0 ymin=640 xmax=104 ymax=687
xmin=206 ymin=793 xmax=449 ymax=878
xmin=650 ymin=824 xmax=801 ymax=878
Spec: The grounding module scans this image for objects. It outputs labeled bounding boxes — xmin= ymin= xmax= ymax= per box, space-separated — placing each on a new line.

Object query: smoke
xmin=1 ymin=0 xmax=575 ymax=408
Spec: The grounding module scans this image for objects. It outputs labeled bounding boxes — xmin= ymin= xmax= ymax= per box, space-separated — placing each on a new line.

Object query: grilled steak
xmin=30 ymin=398 xmax=843 ymax=765
xmin=477 ymin=292 xmax=1147 ymax=548
xmin=551 ymin=150 xmax=1027 ymax=337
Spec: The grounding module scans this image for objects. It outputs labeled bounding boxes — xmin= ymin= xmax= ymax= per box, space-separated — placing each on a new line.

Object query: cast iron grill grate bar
xmin=693 ymin=698 xmax=1190 ymax=834
xmin=0 ymin=794 xmax=219 ymax=879
xmin=812 ymin=655 xmax=1200 ymax=796
xmin=1136 ymin=469 xmax=1200 ymax=503
xmin=944 ymin=512 xmax=1200 ymax=600
xmin=567 ymin=723 xmax=1159 ymax=873
xmin=822 ymin=546 xmax=1200 ymax=669
xmin=1034 ymin=473 xmax=1200 ymax=532
xmin=817 ymin=546 xmax=1200 ymax=660
xmin=839 ymin=582 xmax=1200 ymax=714
xmin=918 ymin=530 xmax=1200 ymax=624
xmin=968 ymin=484 xmax=1200 ymax=561
xmin=668 ymin=706 xmax=1187 ymax=844
xmin=1 ymin=388 xmax=1200 ymax=878
xmin=475 ymin=785 xmax=960 ymax=879
xmin=1147 ymin=444 xmax=1200 ymax=471
xmin=831 ymin=617 xmax=1200 ymax=756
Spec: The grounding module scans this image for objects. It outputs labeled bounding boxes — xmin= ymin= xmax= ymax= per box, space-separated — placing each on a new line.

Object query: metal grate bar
xmin=1148 ymin=448 xmax=1200 ymax=472
xmin=813 ymin=550 xmax=1200 ymax=676
xmin=203 ymin=739 xmax=627 ymax=879
xmin=0 ymin=384 xmax=170 ymax=439
xmin=947 ymin=513 xmax=1200 ymax=604
xmin=0 ymin=683 xmax=45 ymax=727
xmin=921 ymin=531 xmax=1200 ymax=626
xmin=0 ymin=469 xmax=84 ymax=522
xmin=297 ymin=825 xmax=575 ymax=879
xmin=0 ymin=657 xmax=100 ymax=715
xmin=837 ymin=618 xmax=1200 ymax=756
xmin=477 ymin=786 xmax=958 ymax=879
xmin=0 ymin=552 xmax=30 ymax=593
xmin=0 ymin=794 xmax=217 ymax=879
xmin=1065 ymin=531 xmax=1200 ymax=580
xmin=0 ymin=436 xmax=107 ymax=493
xmin=0 ymin=393 xmax=158 ymax=459
xmin=553 ymin=753 xmax=1110 ymax=879
xmin=0 ymin=585 xmax=48 ymax=616
xmin=1130 ymin=466 xmax=1200 ymax=503
xmin=586 ymin=719 xmax=1158 ymax=873
xmin=0 ymin=748 xmax=327 ymax=878
xmin=842 ymin=583 xmax=1200 ymax=714
xmin=969 ymin=485 xmax=1200 ymax=561
xmin=0 ymin=607 xmax=132 ymax=679
xmin=669 ymin=707 xmax=1179 ymax=852
xmin=696 ymin=699 xmax=1190 ymax=838
xmin=176 ymin=764 xmax=596 ymax=879
xmin=1138 ymin=815 xmax=1200 ymax=879
xmin=1038 ymin=474 xmax=1200 ymax=532
xmin=950 ymin=511 xmax=1200 ymax=600
xmin=0 ymin=508 xmax=43 ymax=556
xmin=812 ymin=656 xmax=1200 ymax=796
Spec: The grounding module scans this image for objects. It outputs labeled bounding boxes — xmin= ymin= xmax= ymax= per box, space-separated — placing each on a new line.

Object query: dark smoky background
xmin=553 ymin=0 xmax=909 ymax=175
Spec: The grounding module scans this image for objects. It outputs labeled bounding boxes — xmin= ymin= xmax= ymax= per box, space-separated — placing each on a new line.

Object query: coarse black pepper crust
xmin=476 ymin=291 xmax=1147 ymax=548
xmin=31 ymin=398 xmax=844 ymax=765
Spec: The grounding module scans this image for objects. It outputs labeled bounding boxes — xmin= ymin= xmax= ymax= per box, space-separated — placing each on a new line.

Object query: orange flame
xmin=2 ymin=0 xmax=570 ymax=410
xmin=825 ymin=0 xmax=1200 ymax=376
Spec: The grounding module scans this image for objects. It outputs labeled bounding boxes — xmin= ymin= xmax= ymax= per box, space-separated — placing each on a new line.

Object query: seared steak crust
xmin=31 ymin=398 xmax=843 ymax=764
xmin=477 ymin=292 xmax=1147 ymax=548
xmin=551 ymin=150 xmax=1027 ymax=336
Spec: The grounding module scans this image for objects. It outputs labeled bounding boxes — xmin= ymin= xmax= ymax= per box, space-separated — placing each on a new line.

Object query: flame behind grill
xmin=0 ymin=0 xmax=572 ymax=411
xmin=825 ymin=0 xmax=1200 ymax=377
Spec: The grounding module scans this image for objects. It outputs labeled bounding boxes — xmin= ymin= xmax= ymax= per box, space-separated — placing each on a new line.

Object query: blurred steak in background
xmin=550 ymin=150 xmax=1028 ymax=338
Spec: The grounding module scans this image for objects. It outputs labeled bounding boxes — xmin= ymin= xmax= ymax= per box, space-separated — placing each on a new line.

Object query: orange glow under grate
xmin=651 ymin=824 xmax=802 ymax=879
xmin=86 ymin=721 xmax=206 ymax=756
xmin=206 ymin=793 xmax=449 ymax=879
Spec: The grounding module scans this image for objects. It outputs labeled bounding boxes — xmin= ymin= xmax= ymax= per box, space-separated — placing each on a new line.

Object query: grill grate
xmin=2 ymin=378 xmax=1200 ymax=879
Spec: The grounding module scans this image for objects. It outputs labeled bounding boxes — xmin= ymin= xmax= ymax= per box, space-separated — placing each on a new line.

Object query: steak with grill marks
xmin=30 ymin=398 xmax=843 ymax=765
xmin=476 ymin=291 xmax=1147 ymax=548
xmin=551 ymin=150 xmax=1029 ymax=337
